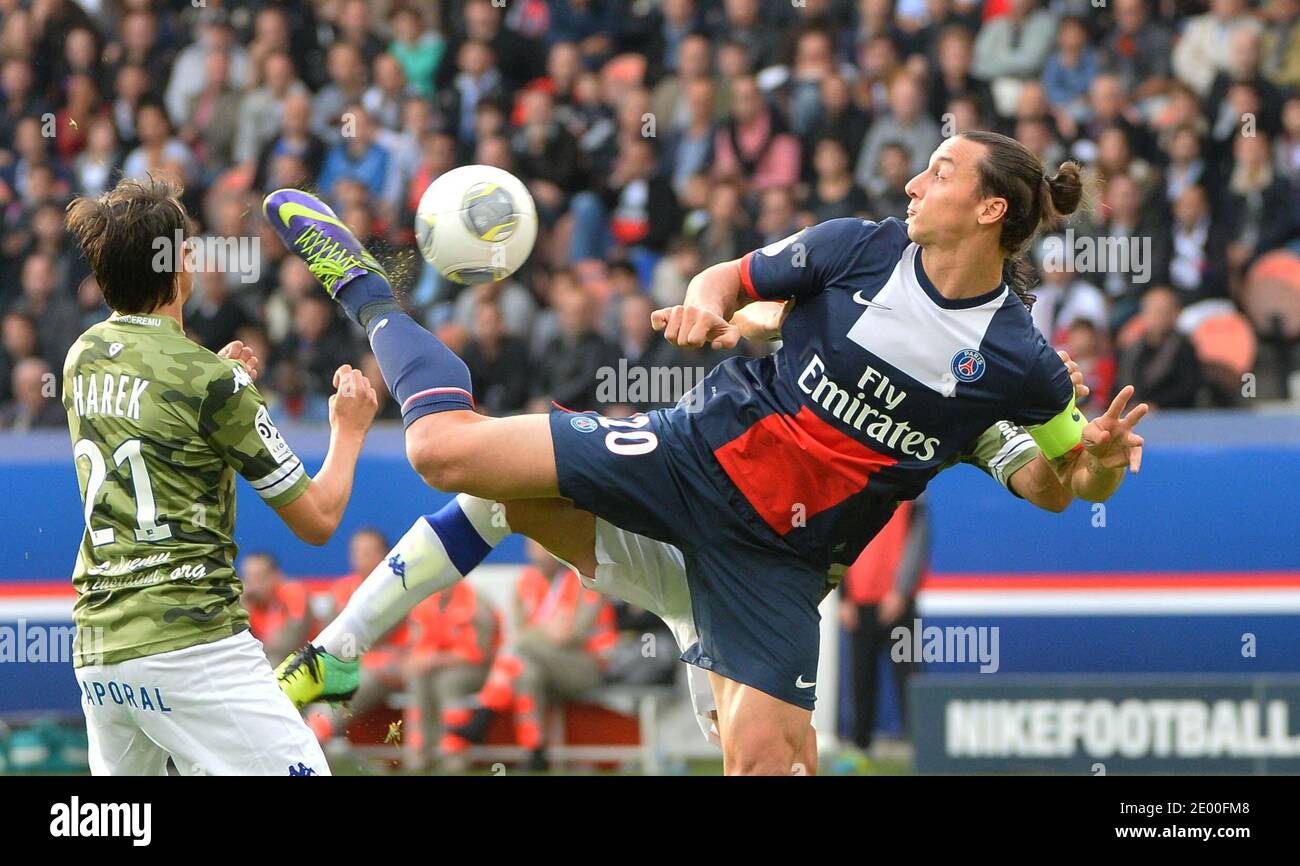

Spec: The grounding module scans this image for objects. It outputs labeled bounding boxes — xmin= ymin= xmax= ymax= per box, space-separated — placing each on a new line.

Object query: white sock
xmin=315 ymin=494 xmax=509 ymax=660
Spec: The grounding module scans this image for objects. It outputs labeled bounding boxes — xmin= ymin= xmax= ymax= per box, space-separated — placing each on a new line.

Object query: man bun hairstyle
xmin=65 ymin=174 xmax=193 ymax=315
xmin=960 ymin=130 xmax=1088 ymax=308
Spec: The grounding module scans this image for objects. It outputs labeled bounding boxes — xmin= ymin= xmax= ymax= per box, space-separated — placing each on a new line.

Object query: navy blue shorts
xmin=550 ymin=408 xmax=826 ymax=711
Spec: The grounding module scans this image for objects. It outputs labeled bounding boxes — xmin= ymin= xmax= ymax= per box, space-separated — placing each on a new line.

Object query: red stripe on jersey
xmin=712 ymin=406 xmax=897 ymax=536
xmin=738 ymin=252 xmax=759 ymax=301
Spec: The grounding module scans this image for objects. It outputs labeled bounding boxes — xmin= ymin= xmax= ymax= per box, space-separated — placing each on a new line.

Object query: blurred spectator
xmin=971 ymin=0 xmax=1056 ymax=115
xmin=0 ymin=356 xmax=63 ymax=431
xmin=1091 ymin=173 xmax=1171 ymax=326
xmin=402 ymin=582 xmax=499 ymax=771
xmin=186 ymin=270 xmax=252 ymax=352
xmin=803 ymin=136 xmax=872 ymax=223
xmin=839 ymin=498 xmax=927 ymax=758
xmin=312 ymin=42 xmax=369 ymax=141
xmin=0 ymin=311 xmax=40 ymax=405
xmin=1041 ymin=16 xmax=1097 ymax=121
xmin=121 ymin=101 xmax=195 ymax=184
xmin=317 ymin=106 xmax=396 ymax=207
xmin=1103 ymin=0 xmax=1175 ymax=104
xmin=164 ymin=16 xmax=248 ymax=126
xmin=1063 ymin=319 xmax=1116 ymax=412
xmin=804 ymin=73 xmax=869 ymax=181
xmin=388 ymin=7 xmax=445 ymax=98
xmin=312 ymin=529 xmax=409 ymax=746
xmin=1117 ymin=287 xmax=1205 ymax=409
xmin=854 ymin=73 xmax=940 ymax=184
xmin=234 ymin=52 xmax=308 ymax=167
xmin=713 ymin=75 xmax=800 ymax=194
xmin=179 ymin=50 xmax=242 ymax=174
xmin=1166 ymin=183 xmax=1230 ymax=305
xmin=462 ymin=299 xmax=533 ymax=414
xmin=570 ymin=137 xmax=679 ymax=264
xmin=928 ymin=26 xmax=994 ymax=126
xmin=1172 ymin=0 xmax=1263 ymax=97
xmin=615 ymin=292 xmax=691 ymax=413
xmin=241 ymin=552 xmax=314 ymax=667
xmin=531 ymin=276 xmax=619 ymax=411
xmin=252 ymin=91 xmax=326 ymax=192
xmin=444 ymin=539 xmax=618 ymax=770
xmin=1032 ymin=242 xmax=1110 ymax=345
xmin=12 ymin=253 xmax=80 ymax=372
xmin=1223 ymin=131 xmax=1297 ymax=278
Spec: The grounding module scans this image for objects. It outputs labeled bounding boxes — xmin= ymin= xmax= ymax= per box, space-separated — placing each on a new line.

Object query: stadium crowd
xmin=2 ymin=0 xmax=1300 ymax=433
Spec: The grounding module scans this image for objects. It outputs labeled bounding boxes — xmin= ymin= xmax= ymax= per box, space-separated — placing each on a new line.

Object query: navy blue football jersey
xmin=671 ymin=217 xmax=1084 ymax=568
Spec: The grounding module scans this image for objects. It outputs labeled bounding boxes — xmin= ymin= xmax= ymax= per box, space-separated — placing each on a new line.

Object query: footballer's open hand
xmin=329 ymin=364 xmax=378 ymax=437
xmin=218 ymin=340 xmax=260 ymax=381
xmin=1081 ymin=385 xmax=1148 ymax=474
xmin=652 ymin=304 xmax=740 ymax=350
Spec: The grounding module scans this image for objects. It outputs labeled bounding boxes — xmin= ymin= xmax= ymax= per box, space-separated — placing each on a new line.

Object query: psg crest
xmin=950 ymin=348 xmax=986 ymax=383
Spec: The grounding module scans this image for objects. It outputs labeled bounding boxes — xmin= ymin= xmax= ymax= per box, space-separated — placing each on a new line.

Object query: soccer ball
xmin=415 ymin=165 xmax=538 ymax=285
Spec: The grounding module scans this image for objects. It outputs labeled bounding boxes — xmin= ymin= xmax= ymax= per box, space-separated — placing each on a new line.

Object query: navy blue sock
xmin=334 ymin=271 xmax=397 ymax=327
xmin=345 ymin=275 xmax=475 ymax=425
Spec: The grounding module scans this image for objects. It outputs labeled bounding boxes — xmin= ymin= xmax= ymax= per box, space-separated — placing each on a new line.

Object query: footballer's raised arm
xmin=653 ymin=218 xmax=866 ymax=349
xmin=200 ymin=358 xmax=376 ymax=546
xmin=274 ymin=365 xmax=378 ymax=545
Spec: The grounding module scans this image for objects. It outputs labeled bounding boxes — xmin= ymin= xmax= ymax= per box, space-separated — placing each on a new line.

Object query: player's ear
xmin=977 ymin=195 xmax=1007 ymax=228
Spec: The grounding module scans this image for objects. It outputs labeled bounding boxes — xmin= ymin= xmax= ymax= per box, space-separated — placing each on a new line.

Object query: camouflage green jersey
xmin=62 ymin=313 xmax=310 ymax=667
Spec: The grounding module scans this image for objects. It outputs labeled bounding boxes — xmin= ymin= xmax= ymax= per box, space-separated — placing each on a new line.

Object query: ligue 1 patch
xmin=570 ymin=415 xmax=599 ymax=433
xmin=108 ymin=342 xmax=123 ymax=358
xmin=950 ymin=348 xmax=986 ymax=383
xmin=255 ymin=405 xmax=294 ymax=463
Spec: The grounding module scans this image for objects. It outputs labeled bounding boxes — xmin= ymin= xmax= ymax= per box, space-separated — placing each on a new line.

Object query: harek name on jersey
xmin=62 ymin=313 xmax=309 ymax=667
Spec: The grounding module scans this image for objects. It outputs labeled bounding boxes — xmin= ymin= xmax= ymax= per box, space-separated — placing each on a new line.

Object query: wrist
xmin=330 ymin=425 xmax=367 ymax=451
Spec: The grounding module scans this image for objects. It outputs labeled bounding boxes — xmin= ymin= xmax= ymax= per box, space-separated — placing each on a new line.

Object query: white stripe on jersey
xmin=846 ymin=245 xmax=1008 ymax=396
xmin=989 ymin=432 xmax=1037 ymax=487
xmin=251 ymin=458 xmax=304 ymax=500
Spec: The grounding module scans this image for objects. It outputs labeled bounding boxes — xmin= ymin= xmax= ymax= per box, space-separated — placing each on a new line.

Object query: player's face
xmin=903 ymin=137 xmax=1000 ymax=249
xmin=349 ymin=534 xmax=387 ymax=576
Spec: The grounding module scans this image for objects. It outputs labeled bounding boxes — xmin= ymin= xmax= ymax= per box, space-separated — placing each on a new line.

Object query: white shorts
xmin=75 ymin=630 xmax=329 ymax=776
xmin=572 ymin=518 xmax=720 ymax=746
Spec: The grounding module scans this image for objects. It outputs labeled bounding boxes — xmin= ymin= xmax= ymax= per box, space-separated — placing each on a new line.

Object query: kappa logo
xmin=389 ymin=553 xmax=407 ymax=589
xmin=570 ymin=415 xmax=599 ymax=433
xmin=288 ymin=762 xmax=318 ymax=776
xmin=232 ymin=364 xmax=253 ymax=393
xmin=108 ymin=342 xmax=124 ymax=358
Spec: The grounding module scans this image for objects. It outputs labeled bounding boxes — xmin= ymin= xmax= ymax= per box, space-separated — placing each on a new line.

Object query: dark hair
xmin=65 ymin=174 xmax=193 ymax=314
xmin=960 ymin=130 xmax=1084 ymax=308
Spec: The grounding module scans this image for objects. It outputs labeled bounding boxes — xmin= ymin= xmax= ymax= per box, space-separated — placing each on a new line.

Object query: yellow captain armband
xmin=1026 ymin=396 xmax=1087 ymax=461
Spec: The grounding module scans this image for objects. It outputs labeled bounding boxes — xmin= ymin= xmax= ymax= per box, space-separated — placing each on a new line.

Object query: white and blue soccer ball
xmin=415 ymin=164 xmax=538 ymax=285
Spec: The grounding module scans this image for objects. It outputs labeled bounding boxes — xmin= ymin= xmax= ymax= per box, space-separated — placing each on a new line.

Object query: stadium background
xmin=1 ymin=0 xmax=1299 ymax=773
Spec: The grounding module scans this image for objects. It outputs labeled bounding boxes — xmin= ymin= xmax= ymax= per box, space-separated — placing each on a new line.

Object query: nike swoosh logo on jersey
xmin=852 ymin=291 xmax=891 ymax=310
xmin=795 ymin=675 xmax=816 ymax=689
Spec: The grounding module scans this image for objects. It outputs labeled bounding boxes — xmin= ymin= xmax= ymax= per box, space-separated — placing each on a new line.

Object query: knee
xmin=724 ymin=737 xmax=801 ymax=776
xmin=406 ymin=429 xmax=467 ymax=492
